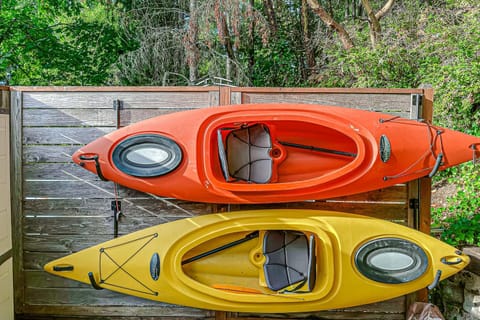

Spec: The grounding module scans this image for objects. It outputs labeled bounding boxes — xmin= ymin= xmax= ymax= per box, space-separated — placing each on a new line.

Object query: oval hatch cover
xmin=354 ymin=237 xmax=428 ymax=284
xmin=112 ymin=134 xmax=183 ymax=177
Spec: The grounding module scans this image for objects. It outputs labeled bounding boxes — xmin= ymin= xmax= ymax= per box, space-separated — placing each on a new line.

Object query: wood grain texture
xmin=12 ymin=86 xmax=435 ymax=319
xmin=22 ymin=91 xmax=216 ymax=109
xmin=234 ymin=91 xmax=413 ymax=116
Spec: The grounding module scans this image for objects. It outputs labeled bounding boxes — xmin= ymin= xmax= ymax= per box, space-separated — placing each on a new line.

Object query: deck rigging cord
xmin=89 ymin=233 xmax=159 ymax=296
xmin=381 ymin=117 xmax=446 ymax=180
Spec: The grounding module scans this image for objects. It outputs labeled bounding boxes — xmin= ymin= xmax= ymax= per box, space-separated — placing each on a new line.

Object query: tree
xmin=361 ymin=0 xmax=395 ymax=47
xmin=0 ymin=0 xmax=135 ymax=85
xmin=186 ymin=0 xmax=199 ymax=83
xmin=306 ymin=0 xmax=354 ymax=50
xmin=115 ymin=0 xmax=189 ymax=86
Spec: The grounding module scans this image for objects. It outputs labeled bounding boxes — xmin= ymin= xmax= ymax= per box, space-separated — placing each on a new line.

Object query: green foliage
xmin=252 ymin=36 xmax=305 ymax=87
xmin=0 ymin=0 xmax=136 ymax=85
xmin=434 ymin=212 xmax=480 ymax=247
xmin=418 ymin=6 xmax=480 ymax=132
xmin=314 ymin=2 xmax=479 ymax=133
xmin=432 ymin=155 xmax=480 ymax=247
xmin=316 ymin=44 xmax=421 ymax=88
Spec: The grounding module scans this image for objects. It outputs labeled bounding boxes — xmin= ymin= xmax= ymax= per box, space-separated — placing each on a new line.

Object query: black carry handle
xmin=79 ymin=155 xmax=108 ymax=181
xmin=427 ymin=270 xmax=442 ymax=290
xmin=88 ymin=272 xmax=104 ymax=290
xmin=53 ymin=265 xmax=74 ymax=272
xmin=428 ymin=153 xmax=443 ymax=178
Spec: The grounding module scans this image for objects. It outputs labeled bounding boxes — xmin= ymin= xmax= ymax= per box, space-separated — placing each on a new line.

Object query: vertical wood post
xmin=10 ymin=90 xmax=24 ymax=314
xmin=419 ymin=88 xmax=434 ymax=236
xmin=416 ymin=88 xmax=434 ymax=303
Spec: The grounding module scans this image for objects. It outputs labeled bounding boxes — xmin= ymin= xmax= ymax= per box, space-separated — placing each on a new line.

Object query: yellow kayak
xmin=44 ymin=210 xmax=469 ymax=313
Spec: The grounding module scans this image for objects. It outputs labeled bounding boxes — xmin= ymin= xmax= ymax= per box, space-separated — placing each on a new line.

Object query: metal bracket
xmin=113 ymin=99 xmax=124 ymax=111
xmin=411 ymin=94 xmax=424 ymax=120
xmin=113 ymin=99 xmax=123 ymax=129
xmin=111 ymin=200 xmax=122 ymax=238
xmin=409 ymin=198 xmax=419 ymax=210
xmin=409 ymin=198 xmax=420 ymax=230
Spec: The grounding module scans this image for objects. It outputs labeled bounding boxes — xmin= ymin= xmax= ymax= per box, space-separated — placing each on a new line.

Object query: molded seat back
xmin=263 ymin=230 xmax=316 ymax=292
xmin=219 ymin=124 xmax=273 ymax=183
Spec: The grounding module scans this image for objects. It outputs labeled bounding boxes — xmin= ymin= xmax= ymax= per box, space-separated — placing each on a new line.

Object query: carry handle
xmin=427 ymin=270 xmax=442 ymax=290
xmin=441 ymin=256 xmax=463 ymax=265
xmin=88 ymin=272 xmax=104 ymax=290
xmin=79 ymin=154 xmax=108 ymax=181
xmin=428 ymin=153 xmax=443 ymax=178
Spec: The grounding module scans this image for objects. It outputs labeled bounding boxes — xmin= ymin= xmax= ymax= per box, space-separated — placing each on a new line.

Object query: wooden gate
xmin=9 ymin=86 xmax=433 ymax=319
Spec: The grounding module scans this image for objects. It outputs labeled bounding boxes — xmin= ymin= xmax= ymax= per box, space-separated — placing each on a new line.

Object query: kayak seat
xmin=218 ymin=124 xmax=273 ymax=183
xmin=263 ymin=230 xmax=316 ymax=292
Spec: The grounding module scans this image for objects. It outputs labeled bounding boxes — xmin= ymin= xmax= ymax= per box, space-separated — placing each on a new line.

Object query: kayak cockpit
xmin=182 ymin=230 xmax=318 ymax=296
xmin=214 ymin=121 xmax=360 ymax=187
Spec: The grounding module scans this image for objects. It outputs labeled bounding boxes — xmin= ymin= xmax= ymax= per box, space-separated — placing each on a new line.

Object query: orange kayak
xmin=73 ymin=103 xmax=480 ymax=203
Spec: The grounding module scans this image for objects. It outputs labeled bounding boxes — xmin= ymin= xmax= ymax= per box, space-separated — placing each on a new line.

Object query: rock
xmin=463 ymin=271 xmax=480 ymax=318
xmin=463 ymin=247 xmax=480 ymax=276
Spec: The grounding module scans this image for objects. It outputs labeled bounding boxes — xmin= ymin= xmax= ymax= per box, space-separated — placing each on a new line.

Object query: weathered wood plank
xmin=24 ymin=215 xmax=192 ymax=236
xmin=24 ymin=108 xmax=116 ymax=127
xmin=25 ymin=270 xmax=90 ymax=288
xmin=23 ymin=287 xmax=175 ymax=306
xmin=24 ymin=234 xmax=116 ymax=252
xmin=236 ymin=92 xmax=412 ymax=114
xmin=24 ymin=198 xmax=212 ymax=217
xmin=231 ymin=87 xmax=423 ymax=94
xmin=233 ymin=297 xmax=405 ymax=319
xmin=23 ymin=127 xmax=114 ymax=145
xmin=463 ymin=246 xmax=480 ymax=276
xmin=229 ymin=313 xmax=403 ymax=320
xmin=18 ymin=314 xmax=211 ymax=320
xmin=225 ymin=202 xmax=407 ymax=221
xmin=24 ymin=252 xmax=67 ymax=271
xmin=22 ymin=91 xmax=216 ymax=109
xmin=11 ymin=90 xmax=26 ymax=314
xmin=23 ymin=107 xmax=205 ymax=127
xmin=118 ymin=108 xmax=197 ymax=126
xmin=23 ymin=179 xmax=159 ymax=198
xmin=24 ymin=288 xmax=208 ymax=313
xmin=327 ymin=185 xmax=407 ymax=202
xmin=20 ymin=304 xmax=212 ymax=318
xmin=23 ymin=180 xmax=125 ymax=198
xmin=226 ymin=186 xmax=408 ymax=209
xmin=23 ymin=146 xmax=78 ymax=164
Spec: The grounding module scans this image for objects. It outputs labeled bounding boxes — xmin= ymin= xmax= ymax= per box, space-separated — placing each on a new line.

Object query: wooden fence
xmin=9 ymin=86 xmax=433 ymax=319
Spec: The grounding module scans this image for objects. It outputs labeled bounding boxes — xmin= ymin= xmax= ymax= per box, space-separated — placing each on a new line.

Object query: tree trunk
xmin=215 ymin=2 xmax=236 ymax=61
xmin=301 ymin=0 xmax=315 ymax=78
xmin=214 ymin=1 xmax=235 ymax=82
xmin=361 ymin=0 xmax=395 ymax=47
xmin=306 ymin=0 xmax=354 ymax=50
xmin=186 ymin=0 xmax=199 ymax=83
xmin=247 ymin=0 xmax=255 ymax=82
xmin=263 ymin=0 xmax=278 ymax=36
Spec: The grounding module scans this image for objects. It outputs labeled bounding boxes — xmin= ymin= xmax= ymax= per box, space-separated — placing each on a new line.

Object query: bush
xmin=432 ymin=158 xmax=480 ymax=247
